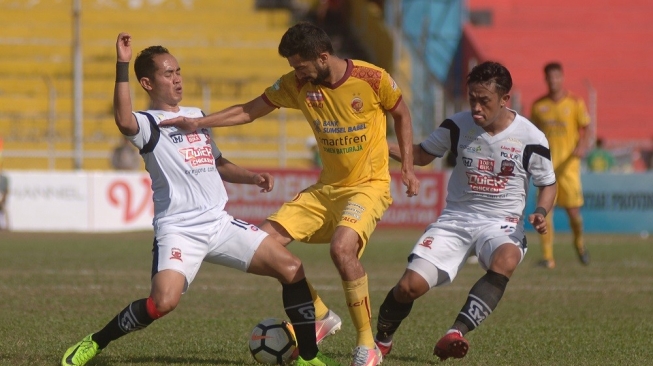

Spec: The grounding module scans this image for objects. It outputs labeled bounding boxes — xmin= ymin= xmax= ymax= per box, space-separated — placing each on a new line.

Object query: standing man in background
xmin=530 ymin=61 xmax=591 ymax=269
xmin=161 ymin=21 xmax=419 ymax=366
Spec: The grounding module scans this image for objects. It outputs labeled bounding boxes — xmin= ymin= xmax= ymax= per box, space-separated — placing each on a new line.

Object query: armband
xmin=116 ymin=62 xmax=129 ymax=83
xmin=534 ymin=206 xmax=547 ymax=217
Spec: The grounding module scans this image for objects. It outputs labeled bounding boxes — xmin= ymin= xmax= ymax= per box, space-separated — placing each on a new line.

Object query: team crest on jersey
xmin=419 ymin=237 xmax=434 ymax=249
xmin=170 ymin=247 xmax=183 ymax=262
xmin=186 ymin=132 xmax=201 ymax=143
xmin=306 ymin=91 xmax=324 ymax=108
xmin=498 ymin=159 xmax=516 ymax=176
xmin=179 ymin=145 xmax=215 ymax=167
xmin=351 ymin=97 xmax=364 ymax=113
xmin=477 ymin=159 xmax=495 ymax=172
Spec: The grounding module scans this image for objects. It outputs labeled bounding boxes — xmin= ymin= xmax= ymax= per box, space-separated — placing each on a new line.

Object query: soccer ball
xmin=248 ymin=318 xmax=298 ymax=365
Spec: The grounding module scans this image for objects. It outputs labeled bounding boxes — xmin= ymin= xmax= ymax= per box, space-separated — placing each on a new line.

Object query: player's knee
xmin=277 ymin=256 xmax=304 ymax=284
xmin=395 ymin=277 xmax=426 ymax=302
xmin=150 ymin=294 xmax=179 ymax=315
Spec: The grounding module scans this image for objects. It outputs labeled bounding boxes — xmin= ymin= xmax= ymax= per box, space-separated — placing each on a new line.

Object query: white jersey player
xmin=373 ymin=61 xmax=557 ymax=362
xmin=62 ymin=33 xmax=337 ymax=366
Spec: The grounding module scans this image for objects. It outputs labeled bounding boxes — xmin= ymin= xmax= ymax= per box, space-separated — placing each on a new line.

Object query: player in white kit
xmin=373 ymin=61 xmax=557 ymax=361
xmin=61 ymin=33 xmax=340 ymax=366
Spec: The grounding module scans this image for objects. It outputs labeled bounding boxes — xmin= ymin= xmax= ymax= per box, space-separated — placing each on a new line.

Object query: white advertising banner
xmin=7 ymin=171 xmax=91 ymax=231
xmin=5 ymin=170 xmax=154 ymax=233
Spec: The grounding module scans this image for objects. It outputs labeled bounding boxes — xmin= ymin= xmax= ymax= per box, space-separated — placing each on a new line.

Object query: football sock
xmin=376 ymin=287 xmax=413 ymax=343
xmin=92 ymin=298 xmax=158 ymax=349
xmin=306 ymin=279 xmax=329 ymax=320
xmin=342 ymin=274 xmax=375 ymax=348
xmin=541 ymin=213 xmax=555 ymax=261
xmin=453 ymin=270 xmax=509 ymax=335
xmin=570 ymin=215 xmax=584 ymax=252
xmin=282 ymin=278 xmax=318 ymax=359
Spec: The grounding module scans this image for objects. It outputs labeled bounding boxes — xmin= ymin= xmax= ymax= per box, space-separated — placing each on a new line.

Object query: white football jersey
xmin=421 ymin=110 xmax=556 ymax=224
xmin=127 ymin=107 xmax=228 ymax=225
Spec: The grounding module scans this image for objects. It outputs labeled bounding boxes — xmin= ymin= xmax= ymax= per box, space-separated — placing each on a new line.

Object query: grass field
xmin=1 ymin=229 xmax=652 ymax=366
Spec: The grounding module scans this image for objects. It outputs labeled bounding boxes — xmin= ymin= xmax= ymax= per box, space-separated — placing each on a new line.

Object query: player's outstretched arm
xmin=528 ymin=183 xmax=557 ymax=234
xmin=390 ymin=99 xmax=419 ymax=197
xmin=215 ymin=156 xmax=273 ymax=193
xmin=113 ymin=32 xmax=138 ymax=136
xmin=159 ymin=96 xmax=276 ymax=131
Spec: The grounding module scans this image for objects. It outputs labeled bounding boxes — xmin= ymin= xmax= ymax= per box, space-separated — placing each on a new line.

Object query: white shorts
xmin=407 ymin=215 xmax=527 ymax=286
xmin=152 ymin=210 xmax=267 ymax=291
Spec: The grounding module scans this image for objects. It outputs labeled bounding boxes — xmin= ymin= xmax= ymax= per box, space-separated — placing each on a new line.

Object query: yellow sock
xmin=342 ymin=274 xmax=374 ymax=348
xmin=541 ymin=214 xmax=554 ymax=261
xmin=306 ymin=280 xmax=329 ymax=320
xmin=570 ymin=215 xmax=584 ymax=252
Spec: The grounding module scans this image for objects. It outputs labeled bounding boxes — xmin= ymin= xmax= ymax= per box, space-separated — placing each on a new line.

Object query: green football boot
xmin=295 ymin=351 xmax=341 ymax=366
xmin=61 ymin=334 xmax=101 ymax=366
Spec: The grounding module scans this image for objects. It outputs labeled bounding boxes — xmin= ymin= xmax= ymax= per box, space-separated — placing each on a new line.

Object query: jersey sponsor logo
xmin=201 ymin=128 xmax=211 ymax=143
xmin=389 ymin=76 xmax=398 ymax=90
xmin=179 ymin=145 xmax=215 ymax=167
xmin=170 ymin=134 xmax=184 ymax=143
xmin=271 ymin=78 xmax=281 ymax=90
xmin=419 ymin=236 xmax=434 ymax=249
xmin=306 ymin=91 xmax=324 ymax=108
xmin=501 ymin=145 xmax=522 ymax=153
xmin=462 ymin=157 xmax=473 ymax=167
xmin=500 ymin=151 xmax=521 ymax=160
xmin=313 ymin=119 xmax=322 ymax=133
xmin=186 ymin=132 xmax=201 ymax=143
xmin=351 ymin=97 xmax=364 ymax=113
xmin=498 ymin=159 xmax=516 ymax=176
xmin=459 ymin=144 xmax=482 ymax=154
xmin=466 ymin=172 xmax=508 ymax=193
xmin=170 ymin=247 xmax=183 ymax=262
xmin=477 ymin=159 xmax=494 ymax=172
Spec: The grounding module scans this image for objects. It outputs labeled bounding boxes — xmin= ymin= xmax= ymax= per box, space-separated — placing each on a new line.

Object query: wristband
xmin=534 ymin=206 xmax=547 ymax=217
xmin=116 ymin=62 xmax=129 ymax=83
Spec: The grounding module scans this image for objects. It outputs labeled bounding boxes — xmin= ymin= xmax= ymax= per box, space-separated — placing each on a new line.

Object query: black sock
xmin=376 ymin=287 xmax=413 ymax=342
xmin=92 ymin=298 xmax=155 ymax=349
xmin=453 ymin=270 xmax=509 ymax=335
xmin=282 ymin=279 xmax=318 ymax=360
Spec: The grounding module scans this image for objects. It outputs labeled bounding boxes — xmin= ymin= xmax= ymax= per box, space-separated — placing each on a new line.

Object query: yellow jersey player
xmin=160 ymin=22 xmax=419 ymax=366
xmin=530 ymin=61 xmax=591 ymax=269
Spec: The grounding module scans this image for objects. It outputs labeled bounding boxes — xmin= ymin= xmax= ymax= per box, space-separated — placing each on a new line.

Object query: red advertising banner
xmin=224 ymin=169 xmax=447 ymax=228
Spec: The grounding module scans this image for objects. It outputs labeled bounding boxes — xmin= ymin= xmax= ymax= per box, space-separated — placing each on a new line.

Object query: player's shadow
xmin=87 ymin=356 xmax=247 ymax=365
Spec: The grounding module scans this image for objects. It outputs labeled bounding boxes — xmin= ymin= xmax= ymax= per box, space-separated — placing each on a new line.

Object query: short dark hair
xmin=467 ymin=61 xmax=513 ymax=96
xmin=134 ymin=45 xmax=170 ymax=81
xmin=544 ymin=61 xmax=563 ymax=75
xmin=278 ymin=21 xmax=333 ymax=60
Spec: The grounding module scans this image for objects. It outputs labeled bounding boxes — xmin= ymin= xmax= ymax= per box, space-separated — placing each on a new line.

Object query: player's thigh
xmin=556 ymin=167 xmax=584 ymax=208
xmin=153 ymin=230 xmax=209 ymax=293
xmin=322 ymin=184 xmax=391 ymax=256
xmin=267 ymin=184 xmax=330 ymax=243
xmin=475 ymin=223 xmax=527 ymax=273
xmin=408 ymin=222 xmax=472 ymax=283
xmin=204 ymin=216 xmax=268 ymax=272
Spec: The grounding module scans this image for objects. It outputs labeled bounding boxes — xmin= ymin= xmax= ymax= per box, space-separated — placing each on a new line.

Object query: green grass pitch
xmin=1 ymin=229 xmax=652 ymax=365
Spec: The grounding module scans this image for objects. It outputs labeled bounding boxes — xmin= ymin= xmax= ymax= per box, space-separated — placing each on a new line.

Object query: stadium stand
xmin=463 ymin=0 xmax=653 ymax=145
xmin=0 ymin=0 xmax=314 ymax=170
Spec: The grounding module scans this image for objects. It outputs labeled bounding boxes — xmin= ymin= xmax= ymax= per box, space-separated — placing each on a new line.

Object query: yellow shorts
xmin=554 ymin=159 xmax=584 ymax=208
xmin=268 ymin=181 xmax=392 ymax=257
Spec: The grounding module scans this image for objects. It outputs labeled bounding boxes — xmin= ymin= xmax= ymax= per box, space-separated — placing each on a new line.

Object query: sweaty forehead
xmin=154 ymin=54 xmax=179 ymax=71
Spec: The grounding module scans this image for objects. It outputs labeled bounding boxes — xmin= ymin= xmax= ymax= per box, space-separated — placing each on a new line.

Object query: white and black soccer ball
xmin=248 ymin=318 xmax=298 ymax=365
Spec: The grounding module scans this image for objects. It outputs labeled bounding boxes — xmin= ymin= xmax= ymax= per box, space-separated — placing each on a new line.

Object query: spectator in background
xmin=0 ymin=163 xmax=8 ymax=231
xmin=111 ymin=136 xmax=140 ymax=170
xmin=530 ymin=61 xmax=590 ymax=269
xmin=640 ymin=136 xmax=653 ymax=171
xmin=586 ymin=137 xmax=614 ymax=172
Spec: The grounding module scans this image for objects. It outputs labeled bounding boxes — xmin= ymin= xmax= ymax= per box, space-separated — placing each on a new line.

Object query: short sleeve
xmin=378 ymin=70 xmax=403 ymax=111
xmin=263 ymin=72 xmax=300 ymax=109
